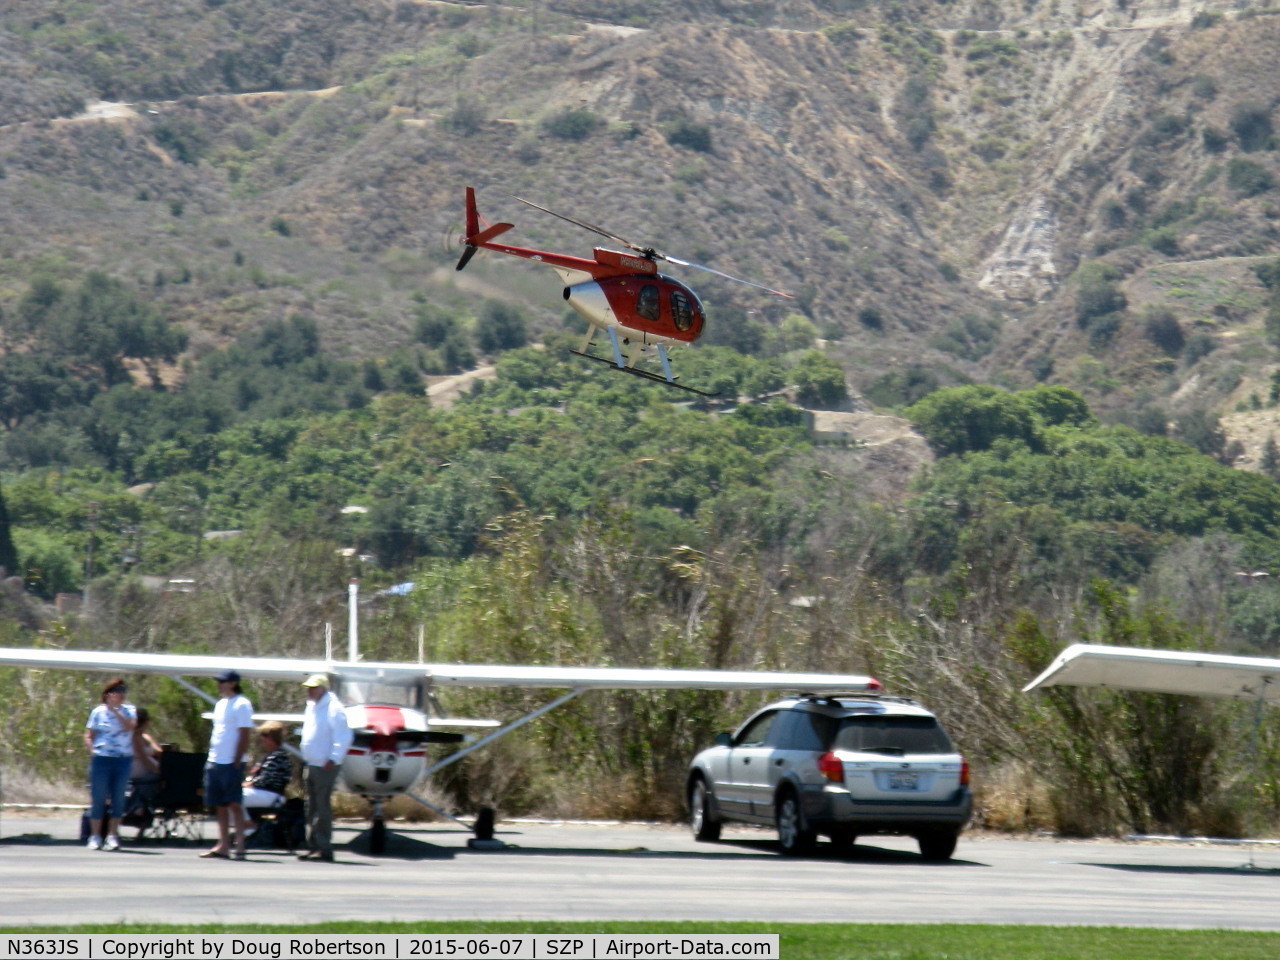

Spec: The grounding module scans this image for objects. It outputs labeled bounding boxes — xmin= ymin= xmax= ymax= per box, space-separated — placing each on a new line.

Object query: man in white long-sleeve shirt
xmin=297 ymin=674 xmax=354 ymax=862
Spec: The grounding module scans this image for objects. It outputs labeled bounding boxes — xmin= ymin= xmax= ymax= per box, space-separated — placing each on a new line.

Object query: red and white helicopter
xmin=0 ymin=581 xmax=880 ymax=854
xmin=456 ymin=186 xmax=792 ymax=396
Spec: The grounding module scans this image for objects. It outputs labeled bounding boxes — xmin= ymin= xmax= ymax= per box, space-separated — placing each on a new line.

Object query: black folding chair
xmin=132 ymin=751 xmax=207 ymax=843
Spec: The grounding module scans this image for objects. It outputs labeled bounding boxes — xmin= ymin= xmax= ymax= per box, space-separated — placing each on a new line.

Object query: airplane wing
xmin=1023 ymin=643 xmax=1280 ymax=703
xmin=0 ymin=647 xmax=878 ymax=693
xmin=419 ymin=663 xmax=880 ymax=692
xmin=0 ymin=648 xmax=334 ymax=682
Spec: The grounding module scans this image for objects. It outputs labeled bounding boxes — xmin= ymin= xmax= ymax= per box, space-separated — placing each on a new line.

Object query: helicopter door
xmin=636 ymin=284 xmax=660 ymax=322
xmin=670 ymin=289 xmax=695 ymax=332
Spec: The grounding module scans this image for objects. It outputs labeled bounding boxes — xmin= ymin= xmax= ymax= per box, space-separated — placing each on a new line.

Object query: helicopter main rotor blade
xmin=514 ymin=195 xmax=791 ymax=297
xmin=663 ymin=255 xmax=794 ymax=299
xmin=511 ymin=196 xmax=651 ymax=257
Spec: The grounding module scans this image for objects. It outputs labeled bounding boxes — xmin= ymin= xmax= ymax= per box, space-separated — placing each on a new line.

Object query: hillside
xmin=2 ymin=0 xmax=1280 ymax=452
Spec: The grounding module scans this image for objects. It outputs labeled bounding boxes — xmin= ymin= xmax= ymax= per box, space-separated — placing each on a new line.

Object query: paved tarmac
xmin=2 ymin=810 xmax=1279 ymax=930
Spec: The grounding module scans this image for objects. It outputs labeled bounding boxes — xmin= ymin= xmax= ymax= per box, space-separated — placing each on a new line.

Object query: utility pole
xmin=83 ymin=501 xmax=99 ymax=619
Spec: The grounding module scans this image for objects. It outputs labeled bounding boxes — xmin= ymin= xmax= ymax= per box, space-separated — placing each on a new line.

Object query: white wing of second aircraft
xmin=1023 ymin=643 xmax=1280 ymax=703
xmin=0 ymin=647 xmax=880 ymax=693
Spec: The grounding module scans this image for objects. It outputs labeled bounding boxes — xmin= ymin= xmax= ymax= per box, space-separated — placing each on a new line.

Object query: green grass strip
xmin=2 ymin=923 xmax=1278 ymax=959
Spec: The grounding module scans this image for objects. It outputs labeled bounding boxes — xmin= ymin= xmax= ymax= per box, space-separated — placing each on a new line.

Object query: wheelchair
xmin=121 ymin=751 xmax=207 ymax=843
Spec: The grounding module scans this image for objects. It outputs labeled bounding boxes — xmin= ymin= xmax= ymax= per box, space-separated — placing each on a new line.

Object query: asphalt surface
xmin=2 ymin=810 xmax=1279 ymax=930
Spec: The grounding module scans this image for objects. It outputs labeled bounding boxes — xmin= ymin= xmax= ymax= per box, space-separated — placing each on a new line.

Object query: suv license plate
xmin=888 ymin=772 xmax=918 ymax=791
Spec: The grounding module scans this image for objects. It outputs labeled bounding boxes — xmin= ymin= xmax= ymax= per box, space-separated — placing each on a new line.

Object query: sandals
xmin=198 ymin=850 xmax=229 ymax=859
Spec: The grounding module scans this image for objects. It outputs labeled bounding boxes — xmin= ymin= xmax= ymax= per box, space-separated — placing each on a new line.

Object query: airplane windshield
xmin=335 ymin=677 xmax=424 ymax=709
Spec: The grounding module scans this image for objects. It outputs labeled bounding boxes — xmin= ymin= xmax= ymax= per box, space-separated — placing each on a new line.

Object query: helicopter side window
xmin=637 ymin=284 xmax=660 ymax=322
xmin=670 ymin=290 xmax=695 ymax=331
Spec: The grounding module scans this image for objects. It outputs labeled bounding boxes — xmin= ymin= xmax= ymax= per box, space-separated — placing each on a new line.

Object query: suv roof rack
xmin=796 ymin=691 xmax=923 ymax=708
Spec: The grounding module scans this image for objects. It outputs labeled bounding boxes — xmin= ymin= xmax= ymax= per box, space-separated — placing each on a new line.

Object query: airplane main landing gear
xmin=467 ymin=805 xmax=503 ymax=850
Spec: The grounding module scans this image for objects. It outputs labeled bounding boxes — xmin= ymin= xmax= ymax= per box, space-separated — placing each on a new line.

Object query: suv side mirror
xmin=714 ymin=732 xmax=732 ymax=747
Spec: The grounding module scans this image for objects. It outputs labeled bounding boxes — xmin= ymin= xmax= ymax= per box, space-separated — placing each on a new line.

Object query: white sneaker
xmin=87 ymin=835 xmax=102 ymax=851
xmin=103 ymin=835 xmax=120 ymax=852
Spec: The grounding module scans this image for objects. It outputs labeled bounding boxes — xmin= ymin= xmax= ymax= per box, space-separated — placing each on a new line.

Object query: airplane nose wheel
xmin=369 ymin=800 xmax=387 ymax=855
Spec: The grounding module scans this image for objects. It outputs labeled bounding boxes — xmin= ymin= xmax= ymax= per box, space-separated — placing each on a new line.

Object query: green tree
xmin=475 ymin=301 xmax=528 ymax=354
xmin=1261 ymin=436 xmax=1280 ymax=481
xmin=907 ymin=385 xmax=1043 ymax=457
xmin=790 ymin=351 xmax=847 ymax=408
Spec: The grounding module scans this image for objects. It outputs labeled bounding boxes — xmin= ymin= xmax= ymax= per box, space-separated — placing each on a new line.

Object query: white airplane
xmin=1023 ymin=643 xmax=1280 ymax=703
xmin=0 ymin=584 xmax=881 ymax=853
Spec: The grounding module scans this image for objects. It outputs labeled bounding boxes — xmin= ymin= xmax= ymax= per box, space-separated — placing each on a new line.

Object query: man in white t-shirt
xmin=201 ymin=669 xmax=255 ymax=860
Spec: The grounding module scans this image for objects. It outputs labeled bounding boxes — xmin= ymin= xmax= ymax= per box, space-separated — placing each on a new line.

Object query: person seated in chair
xmin=123 ymin=706 xmax=165 ymax=836
xmin=242 ymin=721 xmax=292 ymax=812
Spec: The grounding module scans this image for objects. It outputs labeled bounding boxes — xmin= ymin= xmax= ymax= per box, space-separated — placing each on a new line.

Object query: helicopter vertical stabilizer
xmin=457 ymin=187 xmax=514 ymax=271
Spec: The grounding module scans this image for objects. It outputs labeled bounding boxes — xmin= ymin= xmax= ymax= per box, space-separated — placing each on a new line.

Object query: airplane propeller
xmin=511 ymin=196 xmax=793 ymax=299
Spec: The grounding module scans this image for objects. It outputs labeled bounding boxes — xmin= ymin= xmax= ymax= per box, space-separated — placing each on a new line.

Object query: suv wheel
xmin=689 ymin=778 xmax=721 ymax=842
xmin=917 ymin=829 xmax=959 ymax=861
xmin=775 ymin=790 xmax=815 ymax=855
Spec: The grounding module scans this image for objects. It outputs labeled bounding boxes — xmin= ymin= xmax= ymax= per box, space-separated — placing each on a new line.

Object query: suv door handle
xmin=773 ymin=759 xmax=785 ymax=766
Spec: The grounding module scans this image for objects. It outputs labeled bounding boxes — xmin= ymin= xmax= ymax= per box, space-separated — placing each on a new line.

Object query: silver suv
xmin=686 ymin=693 xmax=971 ymax=860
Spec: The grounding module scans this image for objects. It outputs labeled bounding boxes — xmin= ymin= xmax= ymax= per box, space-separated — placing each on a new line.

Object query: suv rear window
xmin=831 ymin=716 xmax=954 ymax=755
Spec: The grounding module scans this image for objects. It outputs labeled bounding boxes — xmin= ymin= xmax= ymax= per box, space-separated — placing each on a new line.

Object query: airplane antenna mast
xmin=348 ymin=579 xmax=360 ymax=662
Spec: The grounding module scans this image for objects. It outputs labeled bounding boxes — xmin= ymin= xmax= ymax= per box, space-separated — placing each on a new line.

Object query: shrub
xmin=1190 ymin=11 xmax=1224 ymax=28
xmin=1229 ymin=100 xmax=1273 ymax=151
xmin=542 ymin=108 xmax=601 ymax=141
xmin=1143 ymin=308 xmax=1185 ymax=355
xmin=664 ymin=119 xmax=713 ymax=153
xmin=1226 ymin=158 xmax=1275 ymax=197
xmin=857 ymin=306 xmax=884 ymax=330
xmin=151 ymin=118 xmax=207 ymax=165
xmin=1147 ymin=226 xmax=1179 ymax=256
xmin=1074 ymin=262 xmax=1126 ymax=323
xmin=442 ymin=98 xmax=485 ymax=136
xmin=1202 ymin=125 xmax=1228 ymax=153
xmin=1182 ymin=332 xmax=1216 ymax=364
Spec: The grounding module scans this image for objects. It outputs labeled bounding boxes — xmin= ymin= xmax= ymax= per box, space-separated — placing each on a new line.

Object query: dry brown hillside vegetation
xmin=1 ymin=0 xmax=1280 ymax=453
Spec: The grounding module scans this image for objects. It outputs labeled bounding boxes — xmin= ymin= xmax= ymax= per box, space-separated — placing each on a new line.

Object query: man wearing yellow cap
xmin=298 ymin=674 xmax=353 ymax=862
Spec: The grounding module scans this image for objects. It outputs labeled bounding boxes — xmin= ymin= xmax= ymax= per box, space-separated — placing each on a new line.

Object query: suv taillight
xmin=818 ymin=751 xmax=844 ymax=783
xmin=960 ymin=757 xmax=970 ymax=786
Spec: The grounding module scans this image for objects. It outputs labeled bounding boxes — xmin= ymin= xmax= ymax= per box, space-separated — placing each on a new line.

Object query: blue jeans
xmin=89 ymin=754 xmax=132 ymax=822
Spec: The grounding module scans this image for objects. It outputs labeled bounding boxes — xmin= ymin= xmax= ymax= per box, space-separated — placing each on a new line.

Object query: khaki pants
xmin=303 ymin=764 xmax=340 ymax=854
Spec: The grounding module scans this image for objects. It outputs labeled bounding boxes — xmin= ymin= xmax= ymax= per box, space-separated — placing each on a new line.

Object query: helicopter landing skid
xmin=569 ymin=349 xmax=720 ymax=397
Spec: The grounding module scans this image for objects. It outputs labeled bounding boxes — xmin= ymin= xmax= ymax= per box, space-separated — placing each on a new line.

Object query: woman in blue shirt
xmin=83 ymin=677 xmax=137 ymax=851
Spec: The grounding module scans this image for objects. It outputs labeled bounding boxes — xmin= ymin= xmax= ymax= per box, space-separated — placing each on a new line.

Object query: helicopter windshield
xmin=334 ymin=676 xmax=425 ymax=710
xmin=661 ymin=276 xmax=703 ymax=332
